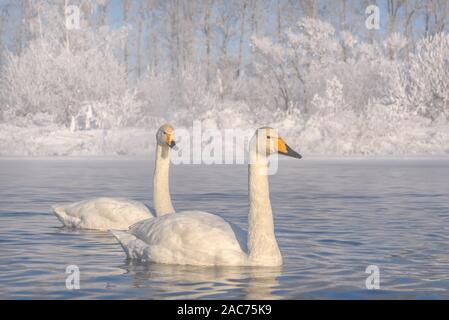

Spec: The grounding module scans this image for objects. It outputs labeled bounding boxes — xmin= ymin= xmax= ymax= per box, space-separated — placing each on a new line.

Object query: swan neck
xmin=247 ymin=152 xmax=282 ymax=266
xmin=153 ymin=144 xmax=175 ymax=216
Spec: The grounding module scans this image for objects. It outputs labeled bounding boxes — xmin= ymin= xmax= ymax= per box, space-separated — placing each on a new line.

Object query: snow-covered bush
xmin=69 ymin=91 xmax=147 ymax=131
xmin=251 ymin=18 xmax=341 ymax=114
xmin=328 ymin=42 xmax=407 ymax=116
xmin=246 ymin=17 xmax=449 ymax=155
xmin=0 ymin=2 xmax=134 ymax=129
xmin=407 ymin=33 xmax=449 ymax=121
xmin=302 ymin=77 xmax=358 ymax=154
xmin=0 ymin=39 xmax=130 ymax=126
xmin=251 ymin=17 xmax=408 ymax=121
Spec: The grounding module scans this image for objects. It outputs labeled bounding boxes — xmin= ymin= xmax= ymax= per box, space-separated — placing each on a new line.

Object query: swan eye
xmin=267 ymin=136 xmax=271 ymax=139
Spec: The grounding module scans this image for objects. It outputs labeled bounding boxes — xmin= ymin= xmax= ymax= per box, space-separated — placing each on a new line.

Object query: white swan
xmin=112 ymin=127 xmax=301 ymax=266
xmin=52 ymin=124 xmax=177 ymax=230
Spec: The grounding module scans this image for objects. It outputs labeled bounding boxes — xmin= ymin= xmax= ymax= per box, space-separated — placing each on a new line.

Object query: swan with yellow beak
xmin=52 ymin=124 xmax=178 ymax=230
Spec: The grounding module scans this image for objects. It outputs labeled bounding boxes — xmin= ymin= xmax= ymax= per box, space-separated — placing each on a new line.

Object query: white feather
xmin=112 ymin=211 xmax=248 ymax=266
xmin=53 ymin=197 xmax=152 ymax=231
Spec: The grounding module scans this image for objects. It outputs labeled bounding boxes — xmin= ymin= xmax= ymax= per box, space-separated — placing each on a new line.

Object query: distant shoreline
xmin=1 ymin=155 xmax=449 ymax=161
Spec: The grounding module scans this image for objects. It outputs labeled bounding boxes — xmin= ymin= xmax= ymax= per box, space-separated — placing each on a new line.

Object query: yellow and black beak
xmin=169 ymin=140 xmax=178 ymax=150
xmin=278 ymin=138 xmax=302 ymax=159
xmin=166 ymin=134 xmax=178 ymax=150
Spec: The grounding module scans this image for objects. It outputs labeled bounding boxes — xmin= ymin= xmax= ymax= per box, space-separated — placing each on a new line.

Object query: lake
xmin=0 ymin=158 xmax=449 ymax=299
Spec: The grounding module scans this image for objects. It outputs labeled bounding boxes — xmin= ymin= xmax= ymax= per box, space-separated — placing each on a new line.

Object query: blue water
xmin=0 ymin=158 xmax=449 ymax=299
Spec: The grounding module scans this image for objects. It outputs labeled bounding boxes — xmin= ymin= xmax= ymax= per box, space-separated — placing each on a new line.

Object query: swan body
xmin=52 ymin=124 xmax=177 ymax=230
xmin=112 ymin=211 xmax=248 ymax=266
xmin=112 ymin=127 xmax=302 ymax=266
xmin=53 ymin=197 xmax=152 ymax=231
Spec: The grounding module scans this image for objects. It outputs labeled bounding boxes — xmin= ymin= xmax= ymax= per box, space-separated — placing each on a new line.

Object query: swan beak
xmin=278 ymin=138 xmax=302 ymax=159
xmin=284 ymin=144 xmax=302 ymax=159
xmin=166 ymin=134 xmax=178 ymax=150
xmin=169 ymin=140 xmax=178 ymax=151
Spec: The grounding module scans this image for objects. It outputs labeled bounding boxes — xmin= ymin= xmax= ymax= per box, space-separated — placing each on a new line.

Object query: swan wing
xmin=112 ymin=211 xmax=248 ymax=266
xmin=52 ymin=197 xmax=153 ymax=230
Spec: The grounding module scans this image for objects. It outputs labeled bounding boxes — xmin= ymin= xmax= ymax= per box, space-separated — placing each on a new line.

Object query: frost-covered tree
xmin=407 ymin=33 xmax=449 ymax=121
xmin=252 ymin=18 xmax=341 ymax=114
xmin=0 ymin=2 xmax=138 ymax=129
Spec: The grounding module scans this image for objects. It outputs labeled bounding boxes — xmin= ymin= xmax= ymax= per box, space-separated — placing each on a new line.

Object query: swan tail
xmin=52 ymin=205 xmax=81 ymax=228
xmin=110 ymin=230 xmax=148 ymax=260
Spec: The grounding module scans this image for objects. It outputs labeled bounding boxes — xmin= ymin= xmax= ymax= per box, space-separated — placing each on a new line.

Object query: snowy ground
xmin=0 ymin=124 xmax=153 ymax=157
xmin=1 ymin=121 xmax=449 ymax=157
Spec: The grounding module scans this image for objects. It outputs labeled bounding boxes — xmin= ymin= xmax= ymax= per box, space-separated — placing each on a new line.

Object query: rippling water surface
xmin=1 ymin=158 xmax=449 ymax=299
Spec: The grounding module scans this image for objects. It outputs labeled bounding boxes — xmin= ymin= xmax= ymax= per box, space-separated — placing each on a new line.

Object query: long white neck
xmin=247 ymin=151 xmax=282 ymax=266
xmin=153 ymin=144 xmax=175 ymax=216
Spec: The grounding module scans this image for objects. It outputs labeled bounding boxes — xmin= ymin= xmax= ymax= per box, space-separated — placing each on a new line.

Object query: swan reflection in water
xmin=120 ymin=261 xmax=282 ymax=299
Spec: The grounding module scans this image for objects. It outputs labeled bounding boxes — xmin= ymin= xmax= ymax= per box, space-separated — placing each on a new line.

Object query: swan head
xmin=157 ymin=124 xmax=177 ymax=149
xmin=253 ymin=127 xmax=302 ymax=159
